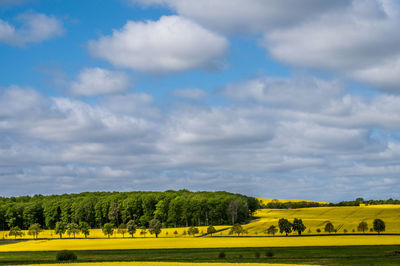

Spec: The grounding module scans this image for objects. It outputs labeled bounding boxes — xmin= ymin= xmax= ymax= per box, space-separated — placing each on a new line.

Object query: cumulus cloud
xmin=132 ymin=0 xmax=351 ymax=34
xmin=263 ymin=0 xmax=400 ymax=91
xmin=88 ymin=15 xmax=228 ymax=73
xmin=69 ymin=68 xmax=131 ymax=96
xmin=0 ymin=12 xmax=64 ymax=46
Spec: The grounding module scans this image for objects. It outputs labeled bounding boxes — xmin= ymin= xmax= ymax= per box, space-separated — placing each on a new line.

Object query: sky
xmin=1 ymin=0 xmax=400 ymax=201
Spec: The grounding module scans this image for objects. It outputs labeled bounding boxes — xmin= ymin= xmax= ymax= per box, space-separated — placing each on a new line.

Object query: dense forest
xmin=0 ymin=190 xmax=259 ymax=230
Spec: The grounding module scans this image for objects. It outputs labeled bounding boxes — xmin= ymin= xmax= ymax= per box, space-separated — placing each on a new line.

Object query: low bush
xmin=266 ymin=250 xmax=274 ymax=257
xmin=56 ymin=250 xmax=77 ymax=261
xmin=255 ymin=251 xmax=260 ymax=258
xmin=218 ymin=251 xmax=226 ymax=258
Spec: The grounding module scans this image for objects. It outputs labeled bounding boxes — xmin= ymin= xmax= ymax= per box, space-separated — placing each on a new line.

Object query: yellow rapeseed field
xmin=1 ymin=235 xmax=400 ymax=252
xmin=0 ymin=226 xmax=228 ymax=240
xmin=219 ymin=204 xmax=400 ymax=236
xmin=258 ymin=198 xmax=328 ymax=205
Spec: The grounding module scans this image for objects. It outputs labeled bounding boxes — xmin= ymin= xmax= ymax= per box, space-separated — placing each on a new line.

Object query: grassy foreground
xmin=1 ymin=246 xmax=400 ymax=265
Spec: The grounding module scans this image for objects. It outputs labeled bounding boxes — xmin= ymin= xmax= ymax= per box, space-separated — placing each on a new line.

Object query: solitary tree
xmin=357 ymin=221 xmax=368 ymax=233
xmin=324 ymin=222 xmax=335 ymax=234
xmin=80 ymin=222 xmax=90 ymax=238
xmin=173 ymin=230 xmax=178 ymax=237
xmin=55 ymin=222 xmax=66 ymax=239
xmin=102 ymin=223 xmax=114 ymax=238
xmin=373 ymin=219 xmax=385 ymax=234
xmin=207 ymin=225 xmax=217 ymax=236
xmin=28 ymin=223 xmax=42 ymax=239
xmin=149 ymin=219 xmax=162 ymax=238
xmin=118 ymin=223 xmax=128 ymax=238
xmin=267 ymin=225 xmax=278 ymax=236
xmin=9 ymin=226 xmax=24 ymax=239
xmin=188 ymin=226 xmax=199 ymax=236
xmin=67 ymin=223 xmax=80 ymax=239
xmin=229 ymin=224 xmax=245 ymax=236
xmin=292 ymin=218 xmax=306 ymax=235
xmin=278 ymin=218 xmax=292 ymax=236
xmin=127 ymin=220 xmax=136 ymax=238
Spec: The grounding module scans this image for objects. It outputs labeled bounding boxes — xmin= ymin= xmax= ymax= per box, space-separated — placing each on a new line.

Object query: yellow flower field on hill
xmin=257 ymin=198 xmax=328 ymax=205
xmin=220 ymin=204 xmax=400 ymax=236
xmin=1 ymin=235 xmax=400 ymax=252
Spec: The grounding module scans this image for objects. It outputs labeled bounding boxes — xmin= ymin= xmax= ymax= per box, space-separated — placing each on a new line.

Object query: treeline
xmin=0 ymin=190 xmax=259 ymax=230
xmin=264 ymin=198 xmax=400 ymax=209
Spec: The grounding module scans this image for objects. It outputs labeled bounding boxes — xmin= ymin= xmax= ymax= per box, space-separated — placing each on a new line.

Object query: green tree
xmin=127 ymin=220 xmax=136 ymax=238
xmin=207 ymin=225 xmax=217 ymax=236
xmin=373 ymin=219 xmax=385 ymax=234
xmin=108 ymin=202 xmax=120 ymax=227
xmin=173 ymin=230 xmax=178 ymax=237
xmin=278 ymin=218 xmax=292 ymax=236
xmin=28 ymin=223 xmax=42 ymax=239
xmin=67 ymin=223 xmax=80 ymax=239
xmin=267 ymin=225 xmax=278 ymax=236
xmin=102 ymin=223 xmax=114 ymax=238
xmin=229 ymin=224 xmax=245 ymax=236
xmin=292 ymin=218 xmax=306 ymax=235
xmin=118 ymin=223 xmax=128 ymax=238
xmin=79 ymin=221 xmax=90 ymax=238
xmin=324 ymin=222 xmax=335 ymax=234
xmin=55 ymin=221 xmax=66 ymax=239
xmin=357 ymin=221 xmax=368 ymax=233
xmin=187 ymin=226 xmax=199 ymax=236
xmin=149 ymin=219 xmax=162 ymax=238
xmin=9 ymin=226 xmax=24 ymax=239
xmin=140 ymin=228 xmax=147 ymax=237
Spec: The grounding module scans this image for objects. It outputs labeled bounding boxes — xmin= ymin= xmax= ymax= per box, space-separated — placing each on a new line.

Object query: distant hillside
xmin=258 ymin=198 xmax=329 ymax=205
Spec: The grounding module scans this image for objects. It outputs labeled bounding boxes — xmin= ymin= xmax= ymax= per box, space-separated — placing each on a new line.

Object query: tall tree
xmin=108 ymin=202 xmax=120 ymax=227
xmin=187 ymin=226 xmax=199 ymax=236
xmin=267 ymin=225 xmax=278 ymax=236
xmin=79 ymin=221 xmax=90 ymax=238
xmin=149 ymin=219 xmax=162 ymax=238
xmin=278 ymin=218 xmax=292 ymax=236
xmin=229 ymin=224 xmax=245 ymax=236
xmin=117 ymin=223 xmax=128 ymax=238
xmin=102 ymin=223 xmax=114 ymax=238
xmin=227 ymin=200 xmax=241 ymax=225
xmin=324 ymin=222 xmax=335 ymax=234
xmin=127 ymin=220 xmax=136 ymax=238
xmin=28 ymin=223 xmax=42 ymax=239
xmin=357 ymin=221 xmax=368 ymax=233
xmin=55 ymin=221 xmax=66 ymax=239
xmin=207 ymin=225 xmax=217 ymax=236
xmin=373 ymin=219 xmax=385 ymax=234
xmin=9 ymin=226 xmax=24 ymax=239
xmin=292 ymin=218 xmax=306 ymax=235
xmin=67 ymin=223 xmax=80 ymax=238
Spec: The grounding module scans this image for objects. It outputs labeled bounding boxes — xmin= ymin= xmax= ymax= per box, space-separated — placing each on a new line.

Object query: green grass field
xmin=1 ymin=245 xmax=400 ymax=265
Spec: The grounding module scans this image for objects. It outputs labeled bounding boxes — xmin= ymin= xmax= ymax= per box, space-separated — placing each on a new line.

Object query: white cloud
xmin=0 ymin=12 xmax=64 ymax=46
xmin=132 ymin=0 xmax=351 ymax=34
xmin=263 ymin=0 xmax=400 ymax=91
xmin=88 ymin=15 xmax=228 ymax=73
xmin=69 ymin=68 xmax=131 ymax=96
xmin=3 ymin=75 xmax=400 ymax=199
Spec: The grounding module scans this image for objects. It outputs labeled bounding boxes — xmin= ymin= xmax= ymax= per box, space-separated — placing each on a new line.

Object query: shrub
xmin=343 ymin=229 xmax=348 ymax=233
xmin=56 ymin=250 xmax=77 ymax=261
xmin=316 ymin=228 xmax=321 ymax=233
xmin=239 ymin=254 xmax=243 ymax=258
xmin=266 ymin=250 xmax=274 ymax=257
xmin=255 ymin=251 xmax=260 ymax=258
xmin=218 ymin=251 xmax=226 ymax=258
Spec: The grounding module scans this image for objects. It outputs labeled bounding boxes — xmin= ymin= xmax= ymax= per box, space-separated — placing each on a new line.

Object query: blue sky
xmin=1 ymin=0 xmax=400 ymax=201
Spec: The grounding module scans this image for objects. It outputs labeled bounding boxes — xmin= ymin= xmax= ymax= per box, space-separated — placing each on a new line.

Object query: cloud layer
xmin=88 ymin=15 xmax=228 ymax=73
xmin=2 ymin=75 xmax=400 ymax=200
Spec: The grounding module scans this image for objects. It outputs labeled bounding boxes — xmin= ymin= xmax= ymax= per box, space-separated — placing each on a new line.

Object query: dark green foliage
xmin=229 ymin=224 xmax=245 ymax=236
xmin=56 ymin=250 xmax=77 ymax=261
xmin=187 ymin=226 xmax=199 ymax=236
xmin=80 ymin=221 xmax=90 ymax=238
xmin=207 ymin=225 xmax=216 ymax=236
xmin=148 ymin=219 xmax=162 ymax=238
xmin=218 ymin=251 xmax=226 ymax=258
xmin=325 ymin=222 xmax=335 ymax=233
xmin=357 ymin=221 xmax=368 ymax=233
xmin=28 ymin=223 xmax=42 ymax=239
xmin=292 ymin=218 xmax=306 ymax=235
xmin=9 ymin=226 xmax=24 ymax=239
xmin=0 ymin=190 xmax=257 ymax=231
xmin=278 ymin=218 xmax=292 ymax=236
xmin=102 ymin=223 xmax=114 ymax=238
xmin=266 ymin=250 xmax=274 ymax=257
xmin=54 ymin=221 xmax=66 ymax=238
xmin=127 ymin=220 xmax=136 ymax=238
xmin=373 ymin=219 xmax=385 ymax=234
xmin=255 ymin=251 xmax=260 ymax=258
xmin=266 ymin=225 xmax=278 ymax=235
